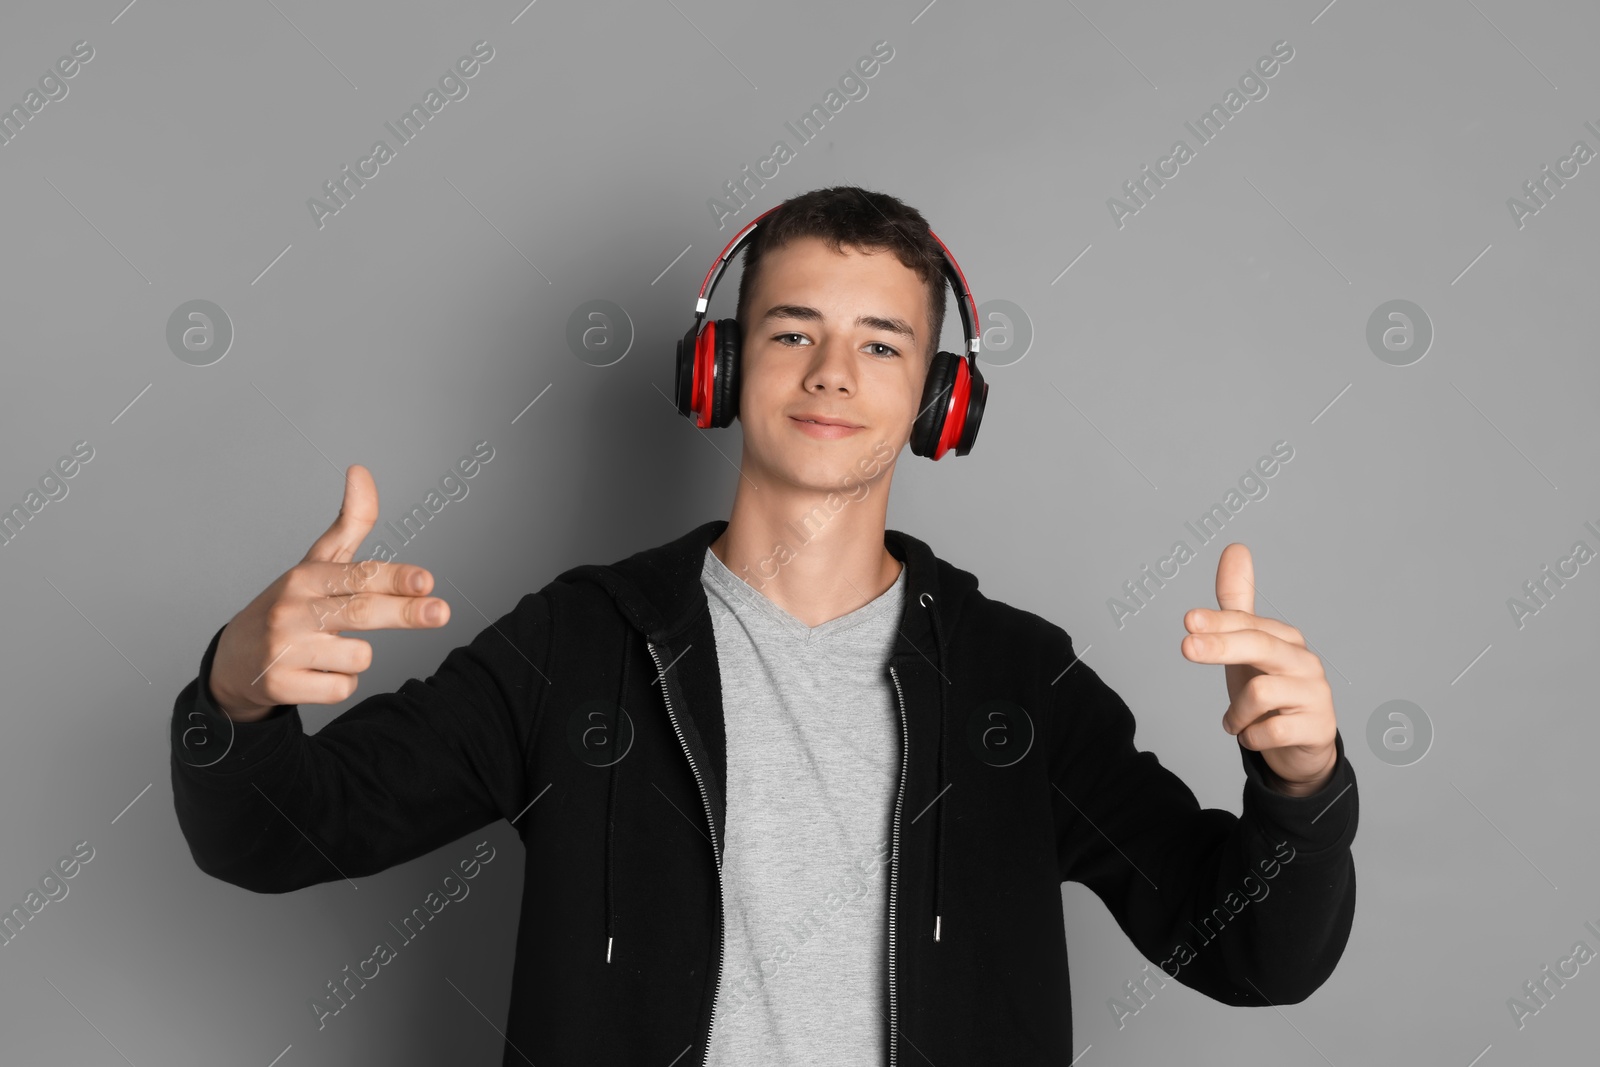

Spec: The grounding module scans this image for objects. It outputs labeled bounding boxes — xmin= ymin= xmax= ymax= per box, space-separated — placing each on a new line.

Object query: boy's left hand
xmin=1181 ymin=543 xmax=1338 ymax=798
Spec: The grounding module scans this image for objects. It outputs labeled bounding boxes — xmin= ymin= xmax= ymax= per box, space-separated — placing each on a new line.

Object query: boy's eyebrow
xmin=761 ymin=304 xmax=916 ymax=341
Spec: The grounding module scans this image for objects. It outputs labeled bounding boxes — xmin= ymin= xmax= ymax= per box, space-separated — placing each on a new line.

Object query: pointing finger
xmin=1181 ymin=627 xmax=1320 ymax=677
xmin=1184 ymin=607 xmax=1304 ymax=648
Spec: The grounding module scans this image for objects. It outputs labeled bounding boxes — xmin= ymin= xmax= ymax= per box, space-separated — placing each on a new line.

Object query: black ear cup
xmin=911 ymin=351 xmax=988 ymax=459
xmin=674 ymin=323 xmax=700 ymax=420
xmin=911 ymin=351 xmax=960 ymax=458
xmin=675 ymin=317 xmax=742 ymax=428
xmin=710 ymin=317 xmax=740 ymax=428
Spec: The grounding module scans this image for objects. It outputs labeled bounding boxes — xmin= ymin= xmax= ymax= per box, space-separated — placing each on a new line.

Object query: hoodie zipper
xmin=647 ymin=639 xmax=724 ymax=1067
xmin=887 ymin=664 xmax=909 ymax=1067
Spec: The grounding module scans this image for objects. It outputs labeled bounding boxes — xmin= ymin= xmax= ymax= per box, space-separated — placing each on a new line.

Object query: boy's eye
xmin=773 ymin=333 xmax=899 ymax=359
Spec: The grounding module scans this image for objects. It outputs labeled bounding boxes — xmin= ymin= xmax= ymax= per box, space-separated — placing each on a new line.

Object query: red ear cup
xmin=910 ymin=352 xmax=987 ymax=459
xmin=693 ymin=322 xmax=718 ymax=428
xmin=675 ymin=318 xmax=741 ymax=428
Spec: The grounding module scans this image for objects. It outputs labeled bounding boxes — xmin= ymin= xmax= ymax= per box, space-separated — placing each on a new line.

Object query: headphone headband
xmin=690 ymin=206 xmax=980 ymax=358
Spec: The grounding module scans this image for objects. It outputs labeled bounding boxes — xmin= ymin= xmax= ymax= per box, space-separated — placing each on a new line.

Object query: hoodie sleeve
xmin=1049 ymin=631 xmax=1358 ymax=1006
xmin=169 ymin=590 xmax=553 ymax=894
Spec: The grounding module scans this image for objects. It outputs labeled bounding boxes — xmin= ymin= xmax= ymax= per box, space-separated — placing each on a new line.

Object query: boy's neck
xmin=710 ymin=484 xmax=903 ymax=629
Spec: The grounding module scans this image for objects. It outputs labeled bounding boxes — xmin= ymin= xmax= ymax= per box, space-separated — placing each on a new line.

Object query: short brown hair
xmin=734 ymin=186 xmax=948 ymax=366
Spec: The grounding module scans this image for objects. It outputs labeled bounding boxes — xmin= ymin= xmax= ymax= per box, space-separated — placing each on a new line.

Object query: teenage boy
xmin=171 ymin=185 xmax=1357 ymax=1066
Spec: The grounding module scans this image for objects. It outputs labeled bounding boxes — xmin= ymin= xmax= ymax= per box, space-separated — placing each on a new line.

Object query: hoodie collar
xmin=555 ymin=518 xmax=976 ymax=665
xmin=555 ymin=516 xmax=978 ymax=960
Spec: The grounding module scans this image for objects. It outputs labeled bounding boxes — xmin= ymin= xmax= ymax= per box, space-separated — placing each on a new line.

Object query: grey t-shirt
xmin=700 ymin=546 xmax=905 ymax=1066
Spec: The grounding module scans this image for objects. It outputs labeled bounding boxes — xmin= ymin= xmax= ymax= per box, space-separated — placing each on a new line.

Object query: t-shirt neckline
xmin=701 ymin=546 xmax=906 ymax=642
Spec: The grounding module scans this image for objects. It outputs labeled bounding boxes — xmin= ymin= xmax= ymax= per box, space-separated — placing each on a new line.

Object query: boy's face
xmin=736 ymin=235 xmax=931 ymax=496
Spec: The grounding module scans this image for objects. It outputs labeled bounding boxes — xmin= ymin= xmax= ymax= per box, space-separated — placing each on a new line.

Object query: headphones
xmin=674 ymin=205 xmax=989 ymax=460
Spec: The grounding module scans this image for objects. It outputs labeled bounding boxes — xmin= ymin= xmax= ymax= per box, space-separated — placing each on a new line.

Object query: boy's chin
xmin=757 ymin=457 xmax=866 ymax=491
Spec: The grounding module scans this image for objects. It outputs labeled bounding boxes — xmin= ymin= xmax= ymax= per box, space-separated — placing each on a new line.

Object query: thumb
xmin=1215 ymin=542 xmax=1255 ymax=615
xmin=302 ymin=464 xmax=379 ymax=564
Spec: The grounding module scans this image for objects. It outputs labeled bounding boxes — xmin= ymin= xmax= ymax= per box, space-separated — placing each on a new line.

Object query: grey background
xmin=1 ymin=0 xmax=1595 ymax=1063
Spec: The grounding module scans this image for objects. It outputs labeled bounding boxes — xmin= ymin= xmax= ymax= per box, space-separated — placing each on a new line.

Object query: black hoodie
xmin=170 ymin=517 xmax=1358 ymax=1065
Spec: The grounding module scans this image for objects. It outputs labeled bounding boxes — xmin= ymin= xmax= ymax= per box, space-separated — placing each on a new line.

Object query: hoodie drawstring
xmin=921 ymin=591 xmax=948 ymax=945
xmin=604 ymin=634 xmax=631 ymax=964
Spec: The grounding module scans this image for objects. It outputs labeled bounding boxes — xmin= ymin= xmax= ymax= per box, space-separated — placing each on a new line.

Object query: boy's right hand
xmin=207 ymin=464 xmax=451 ymax=722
